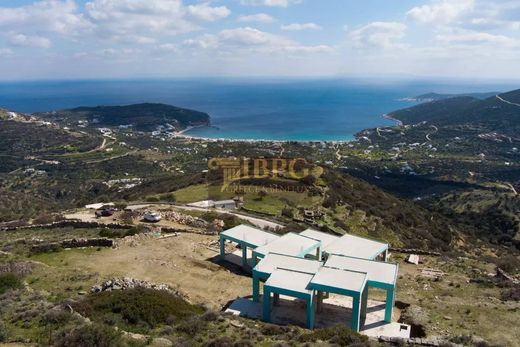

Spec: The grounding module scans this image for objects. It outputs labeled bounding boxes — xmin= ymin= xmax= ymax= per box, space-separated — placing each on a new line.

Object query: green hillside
xmin=36 ymin=103 xmax=211 ymax=131
xmin=390 ymin=89 xmax=520 ymax=136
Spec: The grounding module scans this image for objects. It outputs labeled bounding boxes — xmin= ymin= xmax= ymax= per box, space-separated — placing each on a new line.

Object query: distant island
xmin=35 ymin=103 xmax=211 ymax=132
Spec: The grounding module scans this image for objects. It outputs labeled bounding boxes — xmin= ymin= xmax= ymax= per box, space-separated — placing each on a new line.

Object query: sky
xmin=0 ymin=0 xmax=520 ymax=80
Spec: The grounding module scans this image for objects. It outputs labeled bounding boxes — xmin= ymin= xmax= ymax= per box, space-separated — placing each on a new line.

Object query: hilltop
xmin=35 ymin=103 xmax=211 ymax=132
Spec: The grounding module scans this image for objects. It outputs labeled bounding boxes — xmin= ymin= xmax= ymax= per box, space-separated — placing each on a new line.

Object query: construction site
xmin=218 ymin=224 xmax=410 ymax=339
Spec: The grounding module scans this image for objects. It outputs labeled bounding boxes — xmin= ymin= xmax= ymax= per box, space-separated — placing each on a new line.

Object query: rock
xmin=78 ymin=291 xmax=87 ymax=295
xmin=443 ymin=315 xmax=452 ymax=320
xmin=123 ymin=331 xmax=148 ymax=343
xmin=90 ymin=277 xmax=187 ymax=300
xmin=150 ymin=337 xmax=174 ymax=347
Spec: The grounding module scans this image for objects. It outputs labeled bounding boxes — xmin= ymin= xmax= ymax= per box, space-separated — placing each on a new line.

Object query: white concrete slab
xmin=265 ymin=268 xmax=314 ymax=296
xmin=299 ymin=229 xmax=339 ymax=249
xmin=311 ymin=266 xmax=367 ymax=293
xmin=225 ymin=294 xmax=410 ymax=339
xmin=221 ymin=224 xmax=280 ymax=248
xmin=325 ymin=233 xmax=388 ymax=260
xmin=255 ymin=253 xmax=322 ymax=276
xmin=254 ymin=233 xmax=320 ymax=258
xmin=326 ymin=255 xmax=397 ymax=286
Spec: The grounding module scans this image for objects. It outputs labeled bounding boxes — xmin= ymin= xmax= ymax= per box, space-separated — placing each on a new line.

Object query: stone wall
xmin=30 ymin=238 xmax=113 ymax=253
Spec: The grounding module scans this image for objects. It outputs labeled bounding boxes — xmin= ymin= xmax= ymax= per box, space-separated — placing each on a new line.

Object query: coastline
xmin=383 ymin=113 xmax=403 ymax=127
xmin=174 ymin=114 xmax=402 ymax=144
xmin=175 ymin=126 xmax=354 ymax=144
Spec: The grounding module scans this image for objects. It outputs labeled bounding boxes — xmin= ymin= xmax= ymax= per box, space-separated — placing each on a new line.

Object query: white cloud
xmin=0 ymin=48 xmax=13 ymax=56
xmin=0 ymin=0 xmax=90 ymax=36
xmin=350 ymin=22 xmax=407 ymax=49
xmin=218 ymin=27 xmax=292 ymax=46
xmin=156 ymin=43 xmax=179 ymax=53
xmin=281 ymin=23 xmax=321 ymax=31
xmin=240 ymin=0 xmax=301 ymax=8
xmin=184 ymin=27 xmax=334 ymax=55
xmin=84 ymin=0 xmax=229 ymax=42
xmin=183 ymin=34 xmax=219 ymax=49
xmin=186 ymin=2 xmax=230 ymax=22
xmin=279 ymin=45 xmax=333 ymax=54
xmin=238 ymin=13 xmax=275 ymax=23
xmin=435 ymin=29 xmax=519 ymax=47
xmin=407 ymin=0 xmax=475 ymax=24
xmin=8 ymin=33 xmax=51 ymax=48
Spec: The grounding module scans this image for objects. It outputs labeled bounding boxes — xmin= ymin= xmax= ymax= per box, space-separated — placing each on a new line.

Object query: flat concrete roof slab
xmin=255 ymin=253 xmax=322 ymax=276
xmin=324 ymin=233 xmax=388 ymax=260
xmin=221 ymin=224 xmax=280 ymax=248
xmin=299 ymin=229 xmax=340 ymax=249
xmin=326 ymin=255 xmax=398 ymax=286
xmin=254 ymin=232 xmax=320 ymax=258
xmin=311 ymin=266 xmax=367 ymax=294
xmin=265 ymin=268 xmax=314 ymax=296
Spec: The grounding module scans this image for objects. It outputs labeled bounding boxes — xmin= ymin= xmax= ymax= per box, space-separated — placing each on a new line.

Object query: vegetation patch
xmin=298 ymin=324 xmax=369 ymax=346
xmin=0 ymin=273 xmax=22 ymax=294
xmin=72 ymin=287 xmax=204 ymax=332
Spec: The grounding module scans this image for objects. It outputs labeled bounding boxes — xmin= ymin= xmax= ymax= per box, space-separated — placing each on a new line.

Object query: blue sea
xmin=0 ymin=78 xmax=515 ymax=141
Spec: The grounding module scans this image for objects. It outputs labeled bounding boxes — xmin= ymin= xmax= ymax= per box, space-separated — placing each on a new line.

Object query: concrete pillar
xmin=306 ymin=295 xmax=315 ymax=329
xmin=273 ymin=293 xmax=280 ymax=306
xmin=262 ymin=288 xmax=271 ymax=322
xmin=241 ymin=243 xmax=247 ymax=268
xmin=361 ymin=286 xmax=369 ymax=320
xmin=351 ymin=294 xmax=361 ymax=332
xmin=219 ymin=234 xmax=225 ymax=259
xmin=252 ymin=275 xmax=260 ymax=302
xmin=384 ymin=249 xmax=389 ymax=262
xmin=315 ymin=246 xmax=322 ymax=260
xmin=316 ymin=291 xmax=323 ymax=313
xmin=384 ymin=287 xmax=395 ymax=323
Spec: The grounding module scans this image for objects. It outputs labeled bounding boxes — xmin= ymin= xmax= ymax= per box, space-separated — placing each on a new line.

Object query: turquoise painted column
xmin=219 ymin=234 xmax=225 ymax=259
xmin=384 ymin=287 xmax=394 ymax=322
xmin=252 ymin=275 xmax=260 ymax=302
xmin=306 ymin=295 xmax=315 ymax=329
xmin=262 ymin=287 xmax=271 ymax=322
xmin=241 ymin=243 xmax=247 ymax=268
xmin=351 ymin=294 xmax=361 ymax=332
xmin=361 ymin=286 xmax=369 ymax=320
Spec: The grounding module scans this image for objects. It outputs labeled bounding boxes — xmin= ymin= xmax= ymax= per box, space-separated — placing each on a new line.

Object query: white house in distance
xmin=187 ymin=199 xmax=236 ymax=209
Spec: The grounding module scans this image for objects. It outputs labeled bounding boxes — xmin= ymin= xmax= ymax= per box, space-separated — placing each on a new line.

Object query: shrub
xmin=206 ymin=336 xmax=234 ymax=347
xmin=281 ymin=207 xmax=293 ymax=218
xmin=501 ymin=286 xmax=520 ymax=301
xmin=299 ymin=324 xmax=369 ymax=346
xmin=72 ymin=288 xmax=204 ymax=332
xmin=0 ymin=273 xmax=22 ymax=294
xmin=0 ymin=321 xmax=8 ymax=342
xmin=176 ymin=315 xmax=206 ymax=337
xmin=53 ymin=323 xmax=125 ymax=347
xmin=259 ymin=323 xmax=290 ymax=336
